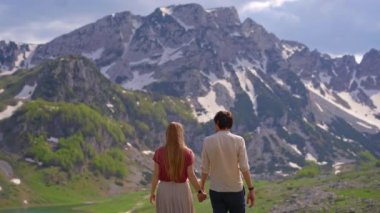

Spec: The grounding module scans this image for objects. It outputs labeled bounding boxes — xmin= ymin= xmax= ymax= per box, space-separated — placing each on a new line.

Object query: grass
xmin=0 ymin=157 xmax=109 ymax=208
xmin=1 ymin=158 xmax=380 ymax=212
xmin=76 ymin=191 xmax=150 ymax=213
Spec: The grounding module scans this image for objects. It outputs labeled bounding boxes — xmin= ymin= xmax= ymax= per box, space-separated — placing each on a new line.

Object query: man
xmin=200 ymin=111 xmax=255 ymax=213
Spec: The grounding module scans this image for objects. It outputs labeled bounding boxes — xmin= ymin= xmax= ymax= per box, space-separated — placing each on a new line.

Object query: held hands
xmin=197 ymin=181 xmax=207 ymax=202
xmin=197 ymin=190 xmax=208 ymax=202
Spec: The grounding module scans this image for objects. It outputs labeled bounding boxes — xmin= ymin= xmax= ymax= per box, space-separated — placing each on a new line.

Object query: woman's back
xmin=153 ymin=146 xmax=194 ymax=183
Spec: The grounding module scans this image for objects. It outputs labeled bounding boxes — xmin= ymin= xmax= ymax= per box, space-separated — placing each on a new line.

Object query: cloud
xmin=0 ymin=16 xmax=93 ymax=44
xmin=241 ymin=0 xmax=298 ymax=13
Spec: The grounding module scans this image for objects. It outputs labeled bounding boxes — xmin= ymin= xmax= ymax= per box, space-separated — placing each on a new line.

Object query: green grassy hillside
xmin=0 ymin=56 xmax=198 ymax=208
xmin=75 ymin=161 xmax=380 ymax=213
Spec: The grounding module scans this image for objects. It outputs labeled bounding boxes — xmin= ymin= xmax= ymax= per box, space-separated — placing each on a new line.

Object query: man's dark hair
xmin=214 ymin=111 xmax=233 ymax=129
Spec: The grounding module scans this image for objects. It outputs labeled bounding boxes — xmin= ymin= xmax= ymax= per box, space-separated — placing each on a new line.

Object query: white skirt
xmin=156 ymin=181 xmax=195 ymax=213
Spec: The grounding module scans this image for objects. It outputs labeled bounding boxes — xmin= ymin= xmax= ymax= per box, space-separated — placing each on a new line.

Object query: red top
xmin=153 ymin=146 xmax=194 ymax=183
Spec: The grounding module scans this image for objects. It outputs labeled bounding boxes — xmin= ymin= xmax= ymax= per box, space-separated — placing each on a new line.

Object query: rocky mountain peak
xmin=242 ymin=18 xmax=266 ymax=37
xmin=359 ymin=48 xmax=380 ymax=77
xmin=206 ymin=6 xmax=241 ymax=26
xmin=30 ymin=56 xmax=116 ymax=112
xmin=241 ymin=18 xmax=279 ymax=50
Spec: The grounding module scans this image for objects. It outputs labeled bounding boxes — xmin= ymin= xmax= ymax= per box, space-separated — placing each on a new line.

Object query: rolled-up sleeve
xmin=238 ymin=138 xmax=250 ymax=172
xmin=201 ymin=140 xmax=210 ymax=174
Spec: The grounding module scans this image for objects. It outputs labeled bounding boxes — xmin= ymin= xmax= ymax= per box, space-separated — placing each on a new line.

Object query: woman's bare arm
xmin=187 ymin=164 xmax=207 ymax=202
xmin=150 ymin=162 xmax=160 ymax=204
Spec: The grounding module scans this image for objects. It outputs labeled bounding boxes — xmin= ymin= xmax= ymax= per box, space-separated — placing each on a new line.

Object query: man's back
xmin=201 ymin=130 xmax=249 ymax=192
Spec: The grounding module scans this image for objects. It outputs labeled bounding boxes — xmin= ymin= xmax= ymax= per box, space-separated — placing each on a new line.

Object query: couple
xmin=150 ymin=111 xmax=255 ymax=213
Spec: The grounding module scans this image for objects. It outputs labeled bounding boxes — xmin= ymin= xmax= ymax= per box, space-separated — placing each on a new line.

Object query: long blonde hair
xmin=164 ymin=122 xmax=186 ymax=182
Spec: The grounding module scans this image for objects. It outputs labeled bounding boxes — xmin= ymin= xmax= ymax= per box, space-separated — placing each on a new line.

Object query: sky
xmin=0 ymin=0 xmax=379 ymax=59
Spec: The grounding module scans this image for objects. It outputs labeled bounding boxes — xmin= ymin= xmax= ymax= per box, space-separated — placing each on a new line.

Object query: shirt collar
xmin=217 ymin=130 xmax=230 ymax=134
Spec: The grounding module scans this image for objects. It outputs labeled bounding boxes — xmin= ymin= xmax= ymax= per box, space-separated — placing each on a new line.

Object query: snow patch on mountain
xmin=370 ymin=92 xmax=380 ymax=111
xmin=130 ymin=58 xmax=157 ymax=66
xmin=338 ymin=91 xmax=380 ymax=127
xmin=304 ymin=81 xmax=380 ymax=129
xmin=314 ymin=102 xmax=324 ymax=112
xmin=272 ymin=75 xmax=286 ymax=87
xmin=158 ymin=47 xmax=183 ymax=65
xmin=357 ymin=121 xmax=373 ymax=129
xmin=142 ymin=150 xmax=154 ymax=155
xmin=0 ymin=101 xmax=23 ymax=121
xmin=354 ymin=54 xmax=364 ymax=63
xmin=197 ymin=89 xmax=228 ymax=123
xmin=230 ymin=31 xmax=241 ymax=37
xmin=333 ymin=162 xmax=345 ymax=175
xmin=249 ymin=67 xmax=273 ymax=92
xmin=23 ymin=44 xmax=38 ymax=68
xmin=10 ymin=178 xmax=21 ymax=185
xmin=160 ymin=7 xmax=173 ymax=17
xmin=305 ymin=153 xmax=318 ymax=162
xmin=82 ymin=48 xmax=104 ymax=60
xmin=288 ymin=143 xmax=302 ymax=155
xmin=289 ymin=162 xmax=301 ymax=169
xmin=0 ymin=44 xmax=37 ymax=76
xmin=316 ymin=123 xmax=329 ymax=131
xmin=281 ymin=43 xmax=304 ymax=59
xmin=235 ymin=57 xmax=272 ymax=91
xmin=201 ymin=71 xmax=235 ymax=99
xmin=305 ymin=153 xmax=327 ymax=165
xmin=235 ymin=68 xmax=257 ymax=114
xmin=293 ymin=94 xmax=302 ymax=99
xmin=122 ymin=71 xmax=158 ymax=91
xmin=15 ymin=83 xmax=37 ymax=100
xmin=100 ymin=63 xmax=114 ymax=79
xmin=0 ymin=89 xmax=3 ymax=94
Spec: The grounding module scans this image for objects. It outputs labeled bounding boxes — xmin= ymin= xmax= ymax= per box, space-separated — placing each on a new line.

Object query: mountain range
xmin=1 ymin=3 xmax=380 ymax=179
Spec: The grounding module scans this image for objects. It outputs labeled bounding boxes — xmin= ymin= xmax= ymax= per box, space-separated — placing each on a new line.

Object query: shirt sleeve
xmin=153 ymin=149 xmax=160 ymax=165
xmin=201 ymin=139 xmax=210 ymax=174
xmin=238 ymin=137 xmax=250 ymax=172
xmin=185 ymin=149 xmax=195 ymax=167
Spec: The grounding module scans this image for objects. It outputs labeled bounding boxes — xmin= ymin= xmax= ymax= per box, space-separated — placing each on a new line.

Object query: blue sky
xmin=0 ymin=0 xmax=379 ymax=58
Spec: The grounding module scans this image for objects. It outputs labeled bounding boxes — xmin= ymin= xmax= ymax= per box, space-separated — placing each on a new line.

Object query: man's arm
xmin=242 ymin=170 xmax=255 ymax=208
xmin=238 ymin=138 xmax=255 ymax=208
xmin=200 ymin=140 xmax=209 ymax=190
xmin=200 ymin=172 xmax=208 ymax=191
xmin=187 ymin=165 xmax=207 ymax=202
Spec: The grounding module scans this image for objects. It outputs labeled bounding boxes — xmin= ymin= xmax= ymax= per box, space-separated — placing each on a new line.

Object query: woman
xmin=150 ymin=122 xmax=207 ymax=213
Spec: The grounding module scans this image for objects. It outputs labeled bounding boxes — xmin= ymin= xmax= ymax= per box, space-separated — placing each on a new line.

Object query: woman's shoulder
xmin=154 ymin=146 xmax=166 ymax=156
xmin=184 ymin=147 xmax=194 ymax=156
xmin=155 ymin=146 xmax=165 ymax=152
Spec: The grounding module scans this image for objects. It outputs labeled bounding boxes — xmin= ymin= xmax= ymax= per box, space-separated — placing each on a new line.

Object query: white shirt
xmin=201 ymin=130 xmax=250 ymax=192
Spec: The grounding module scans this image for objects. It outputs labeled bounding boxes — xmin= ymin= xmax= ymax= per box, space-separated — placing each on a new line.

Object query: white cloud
xmin=241 ymin=0 xmax=298 ymax=12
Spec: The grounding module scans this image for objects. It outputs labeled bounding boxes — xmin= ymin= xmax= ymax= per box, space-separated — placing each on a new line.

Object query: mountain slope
xmin=0 ymin=56 xmax=199 ymax=204
xmin=0 ymin=40 xmax=37 ymax=76
xmin=2 ymin=4 xmax=380 ymax=175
